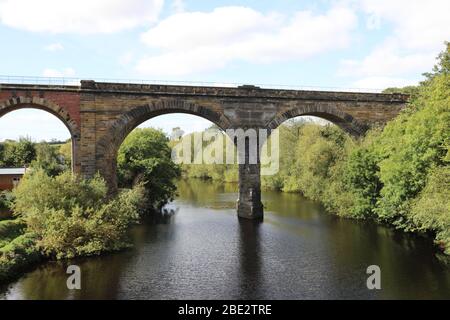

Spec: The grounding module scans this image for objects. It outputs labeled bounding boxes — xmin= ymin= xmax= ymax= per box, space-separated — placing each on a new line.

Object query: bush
xmin=0 ymin=191 xmax=15 ymax=211
xmin=410 ymin=166 xmax=450 ymax=254
xmin=0 ymin=137 xmax=36 ymax=167
xmin=372 ymin=72 xmax=449 ymax=229
xmin=12 ymin=170 xmax=144 ymax=259
xmin=31 ymin=142 xmax=68 ymax=176
xmin=0 ymin=219 xmax=26 ymax=248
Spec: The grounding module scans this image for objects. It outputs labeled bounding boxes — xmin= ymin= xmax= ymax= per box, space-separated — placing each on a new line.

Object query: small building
xmin=0 ymin=168 xmax=27 ymax=191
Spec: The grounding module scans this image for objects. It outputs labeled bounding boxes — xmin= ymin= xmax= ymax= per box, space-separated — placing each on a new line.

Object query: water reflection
xmin=144 ymin=207 xmax=178 ymax=225
xmin=237 ymin=219 xmax=263 ymax=299
xmin=1 ymin=179 xmax=450 ymax=300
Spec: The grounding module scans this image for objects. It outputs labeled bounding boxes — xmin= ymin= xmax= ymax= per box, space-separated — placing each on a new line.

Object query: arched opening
xmin=95 ymin=101 xmax=232 ymax=191
xmin=0 ymin=108 xmax=75 ymax=217
xmin=0 ymin=108 xmax=74 ymax=172
xmin=260 ymin=114 xmax=353 ymax=208
xmin=0 ymin=98 xmax=80 ymax=175
xmin=108 ymin=111 xmax=235 ymax=214
xmin=267 ymin=104 xmax=368 ymax=137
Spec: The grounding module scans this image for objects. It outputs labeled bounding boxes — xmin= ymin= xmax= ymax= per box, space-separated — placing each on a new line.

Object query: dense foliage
xmin=0 ymin=231 xmax=41 ymax=283
xmin=0 ymin=139 xmax=71 ymax=176
xmin=179 ymin=127 xmax=238 ymax=182
xmin=0 ymin=138 xmax=36 ymax=167
xmin=0 ymin=191 xmax=14 ymax=211
xmin=118 ymin=128 xmax=181 ymax=211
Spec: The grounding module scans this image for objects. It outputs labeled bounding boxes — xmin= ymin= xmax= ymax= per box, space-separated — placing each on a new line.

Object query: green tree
xmin=31 ymin=142 xmax=68 ymax=176
xmin=410 ymin=166 xmax=450 ymax=254
xmin=58 ymin=140 xmax=72 ymax=169
xmin=373 ymin=72 xmax=449 ymax=228
xmin=284 ymin=124 xmax=349 ymax=199
xmin=423 ymin=41 xmax=450 ymax=81
xmin=0 ymin=138 xmax=36 ymax=167
xmin=336 ymin=140 xmax=381 ymax=218
xmin=118 ymin=128 xmax=181 ymax=211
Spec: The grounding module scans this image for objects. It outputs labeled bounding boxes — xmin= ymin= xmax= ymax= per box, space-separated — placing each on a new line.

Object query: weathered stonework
xmin=0 ymin=81 xmax=408 ymax=220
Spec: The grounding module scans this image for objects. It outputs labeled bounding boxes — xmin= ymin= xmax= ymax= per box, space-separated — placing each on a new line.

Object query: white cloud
xmin=139 ymin=114 xmax=213 ymax=135
xmin=358 ymin=0 xmax=450 ymax=50
xmin=118 ymin=52 xmax=135 ymax=66
xmin=137 ymin=6 xmax=358 ymax=76
xmin=0 ymin=0 xmax=164 ymax=33
xmin=340 ymin=0 xmax=450 ymax=89
xmin=339 ymin=42 xmax=436 ymax=78
xmin=141 ymin=7 xmax=281 ymax=51
xmin=365 ymin=13 xmax=381 ymax=30
xmin=42 ymin=68 xmax=76 ymax=77
xmin=352 ymin=76 xmax=420 ymax=90
xmin=44 ymin=43 xmax=64 ymax=51
xmin=0 ymin=109 xmax=71 ymax=142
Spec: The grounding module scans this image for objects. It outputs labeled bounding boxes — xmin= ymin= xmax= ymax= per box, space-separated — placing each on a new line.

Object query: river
xmin=1 ymin=179 xmax=450 ymax=299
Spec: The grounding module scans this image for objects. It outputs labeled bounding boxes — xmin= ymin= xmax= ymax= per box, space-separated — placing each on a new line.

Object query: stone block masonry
xmin=0 ymin=81 xmax=408 ymax=219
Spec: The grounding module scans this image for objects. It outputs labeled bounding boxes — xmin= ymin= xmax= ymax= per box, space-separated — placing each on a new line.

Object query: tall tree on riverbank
xmin=117 ymin=128 xmax=181 ymax=212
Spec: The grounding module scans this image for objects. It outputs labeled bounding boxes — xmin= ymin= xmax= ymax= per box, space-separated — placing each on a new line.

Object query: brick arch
xmin=96 ymin=100 xmax=232 ymax=190
xmin=266 ymin=103 xmax=368 ymax=136
xmin=0 ymin=96 xmax=81 ymax=173
xmin=0 ymin=96 xmax=80 ymax=139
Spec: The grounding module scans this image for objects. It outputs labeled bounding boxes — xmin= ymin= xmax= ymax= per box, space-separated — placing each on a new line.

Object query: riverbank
xmin=188 ymin=167 xmax=450 ymax=257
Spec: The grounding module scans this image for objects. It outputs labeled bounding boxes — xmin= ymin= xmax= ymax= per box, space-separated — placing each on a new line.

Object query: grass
xmin=0 ymin=219 xmax=42 ymax=284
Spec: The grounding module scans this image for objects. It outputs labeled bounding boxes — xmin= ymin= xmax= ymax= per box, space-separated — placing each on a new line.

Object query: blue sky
xmin=0 ymin=0 xmax=449 ymax=141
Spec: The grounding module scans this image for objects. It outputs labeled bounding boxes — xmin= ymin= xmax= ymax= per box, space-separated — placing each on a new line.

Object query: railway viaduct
xmin=0 ymin=81 xmax=408 ymax=219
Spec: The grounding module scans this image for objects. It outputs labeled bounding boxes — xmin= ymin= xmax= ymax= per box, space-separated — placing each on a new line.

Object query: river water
xmin=1 ymin=179 xmax=450 ymax=300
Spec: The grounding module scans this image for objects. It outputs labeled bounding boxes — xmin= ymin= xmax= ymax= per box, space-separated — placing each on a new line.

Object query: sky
xmin=0 ymin=0 xmax=449 ymax=141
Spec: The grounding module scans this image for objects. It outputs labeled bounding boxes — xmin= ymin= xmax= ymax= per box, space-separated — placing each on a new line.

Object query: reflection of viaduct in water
xmin=0 ymin=81 xmax=408 ymax=219
xmin=238 ymin=219 xmax=263 ymax=299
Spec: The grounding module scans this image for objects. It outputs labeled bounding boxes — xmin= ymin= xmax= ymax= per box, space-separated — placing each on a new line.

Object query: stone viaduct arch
xmin=0 ymin=94 xmax=81 ymax=174
xmin=266 ymin=103 xmax=368 ymax=136
xmin=0 ymin=81 xmax=408 ymax=220
xmin=95 ymin=100 xmax=232 ymax=190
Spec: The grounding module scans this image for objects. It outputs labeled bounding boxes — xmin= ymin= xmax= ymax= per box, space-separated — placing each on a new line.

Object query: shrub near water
xmin=12 ymin=170 xmax=144 ymax=259
xmin=411 ymin=166 xmax=450 ymax=254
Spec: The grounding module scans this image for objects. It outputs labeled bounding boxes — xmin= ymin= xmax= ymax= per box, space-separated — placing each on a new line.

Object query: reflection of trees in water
xmin=145 ymin=207 xmax=178 ymax=225
xmin=16 ymin=206 xmax=180 ymax=300
xmin=323 ymin=218 xmax=450 ymax=299
xmin=262 ymin=189 xmax=324 ymax=220
xmin=176 ymin=179 xmax=237 ymax=209
xmin=17 ymin=252 xmax=134 ymax=299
